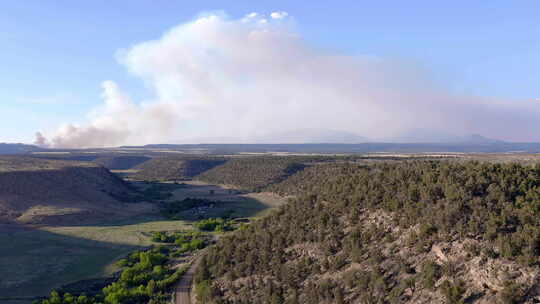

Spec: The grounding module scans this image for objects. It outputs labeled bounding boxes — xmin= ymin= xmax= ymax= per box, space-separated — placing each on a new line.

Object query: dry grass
xmin=0 ymin=156 xmax=151 ymax=225
xmin=0 ymin=181 xmax=286 ymax=301
xmin=43 ymin=217 xmax=191 ymax=248
xmin=0 ymin=160 xmax=289 ymax=302
xmin=0 ymin=225 xmax=131 ymax=298
xmin=0 ymin=217 xmax=190 ymax=300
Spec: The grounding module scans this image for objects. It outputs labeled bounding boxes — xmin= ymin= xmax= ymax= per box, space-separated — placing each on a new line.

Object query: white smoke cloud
xmin=40 ymin=12 xmax=540 ymax=148
xmin=42 ymin=81 xmax=178 ymax=148
xmin=270 ymin=11 xmax=288 ymax=19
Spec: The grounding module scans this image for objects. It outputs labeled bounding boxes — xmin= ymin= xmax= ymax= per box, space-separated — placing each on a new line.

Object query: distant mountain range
xmin=388 ymin=129 xmax=506 ymax=144
xmin=175 ymin=129 xmax=369 ymax=144
xmin=125 ymin=142 xmax=540 ymax=154
xmin=182 ymin=130 xmax=505 ymax=145
xmin=3 ymin=130 xmax=540 ymax=155
xmin=254 ymin=129 xmax=369 ymax=144
xmin=457 ymin=134 xmax=506 ymax=144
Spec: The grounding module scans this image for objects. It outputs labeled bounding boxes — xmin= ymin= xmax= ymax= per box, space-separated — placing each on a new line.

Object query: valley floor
xmin=0 ymin=181 xmax=286 ymax=303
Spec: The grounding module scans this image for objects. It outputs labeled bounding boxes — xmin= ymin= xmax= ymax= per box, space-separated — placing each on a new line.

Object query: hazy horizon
xmin=2 ymin=2 xmax=540 ymax=147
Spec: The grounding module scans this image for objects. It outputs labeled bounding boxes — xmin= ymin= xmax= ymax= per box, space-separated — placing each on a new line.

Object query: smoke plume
xmin=38 ymin=12 xmax=540 ymax=148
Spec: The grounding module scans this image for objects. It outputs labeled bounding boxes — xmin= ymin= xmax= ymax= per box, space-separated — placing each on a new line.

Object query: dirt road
xmin=174 ymin=255 xmax=202 ymax=304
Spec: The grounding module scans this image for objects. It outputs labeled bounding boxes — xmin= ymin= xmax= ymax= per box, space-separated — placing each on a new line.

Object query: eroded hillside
xmin=0 ymin=156 xmax=150 ymax=225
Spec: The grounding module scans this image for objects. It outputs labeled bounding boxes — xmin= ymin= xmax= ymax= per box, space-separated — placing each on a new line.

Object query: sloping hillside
xmin=0 ymin=156 xmax=148 ymax=225
xmin=30 ymin=154 xmax=151 ymax=170
xmin=194 ymin=156 xmax=337 ymax=191
xmin=196 ymin=161 xmax=540 ymax=303
xmin=94 ymin=155 xmax=151 ymax=170
xmin=131 ymin=156 xmax=226 ymax=181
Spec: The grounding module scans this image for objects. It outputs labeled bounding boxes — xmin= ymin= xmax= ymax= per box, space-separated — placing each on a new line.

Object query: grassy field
xmin=0 ymin=225 xmax=131 ymax=299
xmin=43 ymin=216 xmax=191 ymax=249
xmin=0 ymin=216 xmax=191 ymax=301
xmin=0 ymin=181 xmax=286 ymax=302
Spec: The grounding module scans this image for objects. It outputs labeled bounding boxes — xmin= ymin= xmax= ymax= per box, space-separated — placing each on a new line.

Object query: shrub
xmin=440 ymin=280 xmax=465 ymax=304
xmin=421 ymin=261 xmax=441 ymax=290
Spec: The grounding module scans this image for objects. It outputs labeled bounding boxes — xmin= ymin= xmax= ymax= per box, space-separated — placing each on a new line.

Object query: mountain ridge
xmin=0 ymin=143 xmax=42 ymax=154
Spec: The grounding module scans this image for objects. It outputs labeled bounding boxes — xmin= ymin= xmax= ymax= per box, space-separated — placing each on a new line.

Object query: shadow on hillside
xmin=96 ymin=183 xmax=279 ymax=227
xmin=0 ymin=223 xmax=141 ymax=301
xmin=124 ymin=157 xmax=228 ymax=182
xmin=92 ymin=181 xmax=282 ymax=227
xmin=0 ymin=181 xmax=285 ymax=301
xmin=164 ymin=182 xmax=281 ymax=220
xmin=173 ymin=195 xmax=274 ymax=221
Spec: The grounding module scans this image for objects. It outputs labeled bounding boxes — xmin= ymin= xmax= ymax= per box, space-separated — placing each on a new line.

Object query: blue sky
xmin=2 ymin=0 xmax=540 ymax=143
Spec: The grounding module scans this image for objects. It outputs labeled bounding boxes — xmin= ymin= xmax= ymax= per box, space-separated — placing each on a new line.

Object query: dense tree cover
xmin=195 ymin=156 xmax=332 ymax=191
xmin=37 ymin=228 xmax=212 ymax=304
xmin=37 ymin=247 xmax=188 ymax=304
xmin=132 ymin=157 xmax=226 ymax=181
xmin=195 ymin=218 xmax=235 ymax=232
xmin=140 ymin=183 xmax=179 ymax=200
xmin=195 ymin=161 xmax=540 ymax=303
xmin=265 ymin=162 xmax=352 ymax=196
xmin=161 ymin=198 xmax=216 ymax=219
xmin=151 ymin=231 xmax=207 ymax=254
xmin=111 ymin=183 xmax=180 ymax=203
xmin=194 ymin=155 xmax=442 ymax=192
xmin=195 ymin=155 xmax=393 ymax=192
xmin=269 ymin=161 xmax=540 ymax=263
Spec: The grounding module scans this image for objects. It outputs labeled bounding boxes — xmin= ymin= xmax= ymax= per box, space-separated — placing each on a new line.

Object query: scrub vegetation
xmin=195 ymin=161 xmax=540 ymax=303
